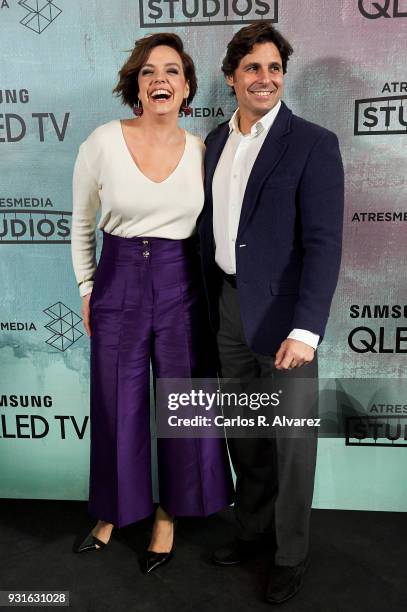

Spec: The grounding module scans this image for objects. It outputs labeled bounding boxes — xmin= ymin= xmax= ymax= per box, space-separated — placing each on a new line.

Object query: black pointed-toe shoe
xmin=142 ymin=549 xmax=175 ymax=574
xmin=142 ymin=518 xmax=176 ymax=574
xmin=74 ymin=530 xmax=108 ymax=553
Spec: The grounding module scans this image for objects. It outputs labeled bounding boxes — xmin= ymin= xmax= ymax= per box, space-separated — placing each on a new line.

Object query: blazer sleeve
xmin=291 ymin=130 xmax=344 ymax=338
xmin=71 ymin=142 xmax=101 ymax=297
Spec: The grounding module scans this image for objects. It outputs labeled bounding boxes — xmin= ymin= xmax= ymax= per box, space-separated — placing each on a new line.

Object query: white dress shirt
xmin=212 ymin=102 xmax=319 ymax=350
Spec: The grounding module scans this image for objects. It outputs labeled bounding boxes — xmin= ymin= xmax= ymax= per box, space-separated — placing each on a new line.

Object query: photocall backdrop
xmin=1 ymin=1 xmax=406 ymax=510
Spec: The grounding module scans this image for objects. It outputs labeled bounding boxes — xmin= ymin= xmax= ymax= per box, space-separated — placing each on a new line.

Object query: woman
xmin=71 ymin=33 xmax=233 ymax=573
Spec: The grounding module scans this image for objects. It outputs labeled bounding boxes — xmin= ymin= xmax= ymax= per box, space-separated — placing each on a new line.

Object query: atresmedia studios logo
xmin=0 ymin=1 xmax=62 ymax=34
xmin=0 ymin=0 xmax=63 ymax=34
xmin=354 ymin=91 xmax=407 ymax=135
xmin=0 ymin=209 xmax=71 ymax=243
xmin=43 ymin=301 xmax=83 ymax=351
xmin=1 ymin=302 xmax=83 ymax=351
xmin=346 ymin=416 xmax=407 ymax=447
xmin=139 ymin=0 xmax=277 ymax=27
xmin=18 ymin=0 xmax=62 ymax=34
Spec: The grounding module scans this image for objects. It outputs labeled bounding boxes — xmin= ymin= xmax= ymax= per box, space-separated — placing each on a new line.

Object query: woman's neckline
xmin=118 ymin=119 xmax=188 ymax=185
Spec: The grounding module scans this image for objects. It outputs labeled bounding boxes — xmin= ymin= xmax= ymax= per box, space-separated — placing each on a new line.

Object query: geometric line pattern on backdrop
xmin=43 ymin=302 xmax=83 ymax=351
xmin=19 ymin=0 xmax=62 ymax=35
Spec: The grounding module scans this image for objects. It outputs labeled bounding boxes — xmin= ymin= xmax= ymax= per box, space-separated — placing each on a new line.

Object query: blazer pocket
xmin=270 ymin=281 xmax=299 ymax=296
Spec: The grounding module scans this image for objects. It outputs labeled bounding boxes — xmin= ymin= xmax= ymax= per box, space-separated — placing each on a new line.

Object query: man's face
xmin=226 ymin=42 xmax=284 ymax=120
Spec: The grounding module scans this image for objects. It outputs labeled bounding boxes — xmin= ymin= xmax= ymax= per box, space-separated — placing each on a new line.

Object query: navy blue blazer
xmin=198 ymin=101 xmax=344 ymax=356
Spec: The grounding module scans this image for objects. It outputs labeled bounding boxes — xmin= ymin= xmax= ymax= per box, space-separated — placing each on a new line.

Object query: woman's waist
xmin=100 ymin=230 xmax=199 ymax=262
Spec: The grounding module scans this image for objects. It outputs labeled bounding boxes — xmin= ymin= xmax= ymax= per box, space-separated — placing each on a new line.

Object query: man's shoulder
xmin=290 ymin=111 xmax=338 ymax=145
xmin=204 ymin=121 xmax=229 ymax=146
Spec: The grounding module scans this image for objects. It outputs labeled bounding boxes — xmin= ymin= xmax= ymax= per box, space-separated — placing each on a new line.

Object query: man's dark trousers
xmin=218 ymin=275 xmax=318 ymax=567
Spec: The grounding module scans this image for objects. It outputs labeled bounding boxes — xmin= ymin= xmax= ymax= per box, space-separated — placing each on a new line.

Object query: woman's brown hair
xmin=113 ymin=33 xmax=197 ymax=109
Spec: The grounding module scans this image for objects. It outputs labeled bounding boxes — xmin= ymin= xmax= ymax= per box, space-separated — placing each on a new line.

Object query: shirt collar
xmin=228 ymin=100 xmax=282 ymax=138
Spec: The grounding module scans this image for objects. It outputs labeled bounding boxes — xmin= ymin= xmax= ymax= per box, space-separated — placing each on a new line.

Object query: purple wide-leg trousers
xmin=88 ymin=231 xmax=233 ymax=528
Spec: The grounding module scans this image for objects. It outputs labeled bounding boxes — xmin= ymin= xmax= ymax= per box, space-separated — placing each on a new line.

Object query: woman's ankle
xmin=156 ymin=506 xmax=174 ymax=523
xmin=91 ymin=522 xmax=113 ymax=545
xmin=96 ymin=520 xmax=114 ymax=529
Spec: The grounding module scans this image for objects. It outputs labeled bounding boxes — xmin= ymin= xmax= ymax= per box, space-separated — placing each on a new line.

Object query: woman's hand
xmin=82 ymin=293 xmax=92 ymax=337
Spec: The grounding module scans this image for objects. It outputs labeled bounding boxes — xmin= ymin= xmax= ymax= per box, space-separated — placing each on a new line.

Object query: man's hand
xmin=82 ymin=293 xmax=92 ymax=337
xmin=274 ymin=338 xmax=315 ymax=370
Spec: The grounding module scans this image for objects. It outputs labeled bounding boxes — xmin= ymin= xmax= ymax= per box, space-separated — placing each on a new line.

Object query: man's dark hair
xmin=222 ymin=23 xmax=293 ymax=76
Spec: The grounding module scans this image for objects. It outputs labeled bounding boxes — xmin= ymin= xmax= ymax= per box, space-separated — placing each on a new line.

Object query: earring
xmin=181 ymin=98 xmax=192 ymax=116
xmin=133 ymin=99 xmax=143 ymax=117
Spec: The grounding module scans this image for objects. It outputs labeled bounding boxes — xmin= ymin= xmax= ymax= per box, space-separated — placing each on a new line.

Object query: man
xmin=198 ymin=23 xmax=344 ymax=604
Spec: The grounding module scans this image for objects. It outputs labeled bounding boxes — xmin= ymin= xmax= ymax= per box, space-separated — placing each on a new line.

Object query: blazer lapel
xmin=200 ymin=124 xmax=230 ymax=256
xmin=237 ymin=102 xmax=292 ymax=239
xmin=204 ymin=124 xmax=230 ymax=205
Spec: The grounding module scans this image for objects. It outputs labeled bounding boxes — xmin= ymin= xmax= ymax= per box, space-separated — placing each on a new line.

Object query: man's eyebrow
xmin=243 ymin=61 xmax=282 ymax=67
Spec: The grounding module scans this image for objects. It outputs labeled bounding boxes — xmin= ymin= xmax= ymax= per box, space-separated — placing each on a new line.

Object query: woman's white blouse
xmin=71 ymin=120 xmax=205 ymax=296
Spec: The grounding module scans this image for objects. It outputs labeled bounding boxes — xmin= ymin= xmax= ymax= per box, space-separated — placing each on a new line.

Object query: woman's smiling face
xmin=137 ymin=45 xmax=190 ymax=117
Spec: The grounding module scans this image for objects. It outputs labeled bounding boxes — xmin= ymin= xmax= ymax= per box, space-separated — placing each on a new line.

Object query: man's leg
xmin=255 ymin=354 xmax=319 ymax=566
xmin=216 ymin=278 xmax=277 ymax=545
xmin=215 ymin=277 xmax=318 ymax=571
xmin=254 ymin=352 xmax=318 ymax=603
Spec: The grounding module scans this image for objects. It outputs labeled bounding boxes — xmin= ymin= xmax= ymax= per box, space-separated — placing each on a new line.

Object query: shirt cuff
xmin=79 ymin=281 xmax=94 ymax=298
xmin=287 ymin=329 xmax=319 ymax=350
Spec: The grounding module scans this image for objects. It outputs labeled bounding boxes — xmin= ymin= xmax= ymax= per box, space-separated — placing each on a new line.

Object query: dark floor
xmin=0 ymin=500 xmax=406 ymax=612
